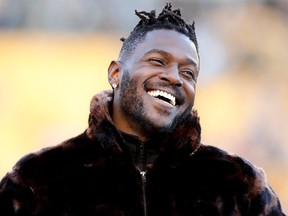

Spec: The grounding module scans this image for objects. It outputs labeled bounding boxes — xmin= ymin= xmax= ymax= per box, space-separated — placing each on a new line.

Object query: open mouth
xmin=147 ymin=90 xmax=176 ymax=106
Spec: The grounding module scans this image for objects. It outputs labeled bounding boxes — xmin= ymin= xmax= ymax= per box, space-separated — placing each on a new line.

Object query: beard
xmin=119 ymin=70 xmax=193 ymax=136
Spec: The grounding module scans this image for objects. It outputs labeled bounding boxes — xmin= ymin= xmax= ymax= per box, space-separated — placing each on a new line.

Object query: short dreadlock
xmin=118 ymin=2 xmax=199 ymax=61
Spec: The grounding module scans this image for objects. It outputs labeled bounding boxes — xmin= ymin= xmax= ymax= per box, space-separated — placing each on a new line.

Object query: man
xmin=0 ymin=3 xmax=285 ymax=216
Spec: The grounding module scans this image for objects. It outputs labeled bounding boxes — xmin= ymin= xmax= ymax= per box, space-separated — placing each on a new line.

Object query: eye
xmin=181 ymin=70 xmax=197 ymax=81
xmin=148 ymin=58 xmax=165 ymax=66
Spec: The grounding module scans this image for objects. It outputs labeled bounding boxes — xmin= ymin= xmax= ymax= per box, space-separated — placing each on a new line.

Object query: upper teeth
xmin=148 ymin=90 xmax=176 ymax=106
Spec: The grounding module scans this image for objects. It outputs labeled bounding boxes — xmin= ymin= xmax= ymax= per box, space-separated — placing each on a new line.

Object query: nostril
xmin=175 ymin=82 xmax=183 ymax=87
xmin=159 ymin=76 xmax=169 ymax=82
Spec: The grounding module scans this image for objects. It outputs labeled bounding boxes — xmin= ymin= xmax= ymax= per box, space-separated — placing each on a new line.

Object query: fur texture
xmin=0 ymin=90 xmax=285 ymax=215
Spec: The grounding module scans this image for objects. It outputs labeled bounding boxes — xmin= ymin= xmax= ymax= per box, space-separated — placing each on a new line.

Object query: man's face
xmin=112 ymin=29 xmax=199 ymax=138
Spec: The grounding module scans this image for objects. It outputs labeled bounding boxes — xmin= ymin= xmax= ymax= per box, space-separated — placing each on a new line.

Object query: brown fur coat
xmin=0 ymin=90 xmax=285 ymax=215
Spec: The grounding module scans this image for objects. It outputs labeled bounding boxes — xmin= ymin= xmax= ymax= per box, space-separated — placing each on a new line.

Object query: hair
xmin=118 ymin=2 xmax=199 ymax=61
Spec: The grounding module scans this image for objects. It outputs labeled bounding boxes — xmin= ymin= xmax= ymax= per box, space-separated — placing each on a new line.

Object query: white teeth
xmin=148 ymin=90 xmax=176 ymax=106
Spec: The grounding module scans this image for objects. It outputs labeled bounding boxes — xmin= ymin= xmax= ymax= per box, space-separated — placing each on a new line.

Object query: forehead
xmin=132 ymin=29 xmax=199 ymax=66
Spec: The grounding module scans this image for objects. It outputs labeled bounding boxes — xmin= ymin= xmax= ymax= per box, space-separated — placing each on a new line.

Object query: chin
xmin=144 ymin=118 xmax=174 ymax=134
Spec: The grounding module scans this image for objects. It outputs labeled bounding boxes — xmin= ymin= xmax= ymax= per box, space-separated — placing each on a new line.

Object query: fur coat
xmin=0 ymin=90 xmax=285 ymax=216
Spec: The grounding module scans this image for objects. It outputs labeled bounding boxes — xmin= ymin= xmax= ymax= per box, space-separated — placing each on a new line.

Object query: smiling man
xmin=0 ymin=3 xmax=285 ymax=216
xmin=110 ymin=29 xmax=199 ymax=140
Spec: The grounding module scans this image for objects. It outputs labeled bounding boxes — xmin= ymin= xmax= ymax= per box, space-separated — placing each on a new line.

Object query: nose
xmin=159 ymin=65 xmax=183 ymax=87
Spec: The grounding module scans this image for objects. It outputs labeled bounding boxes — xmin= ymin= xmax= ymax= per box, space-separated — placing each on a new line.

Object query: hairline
xmin=118 ymin=27 xmax=199 ymax=62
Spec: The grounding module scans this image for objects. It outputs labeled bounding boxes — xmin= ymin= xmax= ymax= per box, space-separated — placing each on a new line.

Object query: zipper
xmin=138 ymin=142 xmax=147 ymax=216
xmin=140 ymin=171 xmax=147 ymax=216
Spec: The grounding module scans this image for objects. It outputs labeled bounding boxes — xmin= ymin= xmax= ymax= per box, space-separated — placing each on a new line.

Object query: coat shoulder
xmin=190 ymin=144 xmax=285 ymax=215
xmin=194 ymin=144 xmax=257 ymax=177
xmin=12 ymin=131 xmax=100 ymax=180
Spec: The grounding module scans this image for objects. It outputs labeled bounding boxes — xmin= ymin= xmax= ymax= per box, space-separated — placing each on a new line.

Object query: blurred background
xmin=0 ymin=0 xmax=287 ymax=212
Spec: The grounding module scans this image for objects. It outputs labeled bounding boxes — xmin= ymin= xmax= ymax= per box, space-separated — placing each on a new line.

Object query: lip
xmin=147 ymin=93 xmax=176 ymax=110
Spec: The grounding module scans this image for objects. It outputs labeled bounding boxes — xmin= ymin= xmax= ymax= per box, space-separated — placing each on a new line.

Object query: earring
xmin=112 ymin=83 xmax=118 ymax=89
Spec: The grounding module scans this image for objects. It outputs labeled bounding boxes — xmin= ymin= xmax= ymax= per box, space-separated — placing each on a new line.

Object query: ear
xmin=108 ymin=60 xmax=122 ymax=86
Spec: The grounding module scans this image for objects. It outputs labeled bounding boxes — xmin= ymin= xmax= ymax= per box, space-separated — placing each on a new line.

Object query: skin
xmin=108 ymin=29 xmax=199 ymax=141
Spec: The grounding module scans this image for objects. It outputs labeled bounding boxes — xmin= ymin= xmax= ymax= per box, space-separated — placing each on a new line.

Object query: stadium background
xmin=0 ymin=0 xmax=287 ymax=213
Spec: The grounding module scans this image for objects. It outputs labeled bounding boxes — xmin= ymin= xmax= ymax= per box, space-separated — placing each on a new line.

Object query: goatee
xmin=119 ymin=70 xmax=193 ymax=136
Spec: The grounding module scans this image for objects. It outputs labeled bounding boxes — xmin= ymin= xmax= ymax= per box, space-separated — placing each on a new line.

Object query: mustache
xmin=144 ymin=81 xmax=185 ymax=105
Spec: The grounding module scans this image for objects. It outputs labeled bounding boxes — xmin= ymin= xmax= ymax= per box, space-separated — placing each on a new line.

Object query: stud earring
xmin=112 ymin=83 xmax=118 ymax=89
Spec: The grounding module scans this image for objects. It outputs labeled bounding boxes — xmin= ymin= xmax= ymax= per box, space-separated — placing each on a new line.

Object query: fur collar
xmin=86 ymin=90 xmax=201 ymax=154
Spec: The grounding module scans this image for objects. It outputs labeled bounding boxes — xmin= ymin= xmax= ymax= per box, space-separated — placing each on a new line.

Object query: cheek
xmin=185 ymin=82 xmax=196 ymax=97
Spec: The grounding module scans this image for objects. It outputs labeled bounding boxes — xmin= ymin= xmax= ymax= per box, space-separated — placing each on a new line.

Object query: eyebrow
xmin=144 ymin=49 xmax=198 ymax=67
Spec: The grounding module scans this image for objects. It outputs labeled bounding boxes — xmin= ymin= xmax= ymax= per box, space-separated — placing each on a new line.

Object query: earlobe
xmin=108 ymin=60 xmax=122 ymax=86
